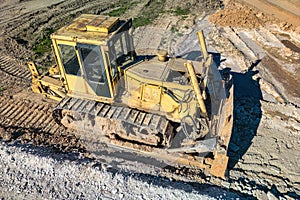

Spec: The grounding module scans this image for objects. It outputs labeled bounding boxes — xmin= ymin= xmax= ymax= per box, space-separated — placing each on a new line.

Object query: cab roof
xmin=51 ymin=14 xmax=125 ymax=45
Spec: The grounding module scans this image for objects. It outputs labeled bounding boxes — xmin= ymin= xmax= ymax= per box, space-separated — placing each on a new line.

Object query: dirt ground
xmin=0 ymin=0 xmax=299 ymax=199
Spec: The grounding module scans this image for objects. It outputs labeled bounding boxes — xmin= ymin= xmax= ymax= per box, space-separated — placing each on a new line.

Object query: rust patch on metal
xmin=210 ymin=154 xmax=229 ymax=179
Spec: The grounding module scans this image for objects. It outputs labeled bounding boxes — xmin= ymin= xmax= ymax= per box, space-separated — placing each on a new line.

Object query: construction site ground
xmin=0 ymin=0 xmax=299 ymax=199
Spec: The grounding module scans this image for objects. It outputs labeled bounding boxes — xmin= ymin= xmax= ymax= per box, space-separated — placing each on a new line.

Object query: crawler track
xmin=53 ymin=97 xmax=171 ymax=147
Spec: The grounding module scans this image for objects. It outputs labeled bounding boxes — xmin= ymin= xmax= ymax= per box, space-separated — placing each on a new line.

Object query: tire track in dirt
xmin=1 ymin=0 xmax=120 ymax=37
xmin=0 ymin=52 xmax=31 ymax=95
xmin=0 ymin=54 xmax=32 ymax=82
xmin=0 ymin=95 xmax=85 ymax=153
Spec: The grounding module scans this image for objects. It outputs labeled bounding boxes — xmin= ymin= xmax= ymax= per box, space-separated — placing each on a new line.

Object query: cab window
xmin=58 ymin=44 xmax=81 ymax=76
xmin=108 ymin=31 xmax=131 ymax=76
xmin=79 ymin=45 xmax=105 ymax=83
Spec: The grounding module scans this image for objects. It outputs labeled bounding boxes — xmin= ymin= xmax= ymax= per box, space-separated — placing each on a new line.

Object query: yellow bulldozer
xmin=27 ymin=14 xmax=233 ymax=178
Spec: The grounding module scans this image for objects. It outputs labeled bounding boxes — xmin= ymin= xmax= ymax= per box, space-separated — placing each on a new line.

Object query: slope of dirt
xmin=208 ymin=0 xmax=300 ymax=106
xmin=238 ymin=0 xmax=300 ymax=27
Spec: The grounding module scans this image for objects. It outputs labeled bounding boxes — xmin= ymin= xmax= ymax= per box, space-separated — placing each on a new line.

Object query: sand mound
xmin=209 ymin=1 xmax=279 ymax=28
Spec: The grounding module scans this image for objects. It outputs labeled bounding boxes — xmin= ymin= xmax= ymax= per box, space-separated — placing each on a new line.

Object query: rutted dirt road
xmin=0 ymin=0 xmax=299 ymax=199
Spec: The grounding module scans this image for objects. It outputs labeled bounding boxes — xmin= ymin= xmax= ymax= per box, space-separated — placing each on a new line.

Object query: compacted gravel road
xmin=0 ymin=142 xmax=244 ymax=199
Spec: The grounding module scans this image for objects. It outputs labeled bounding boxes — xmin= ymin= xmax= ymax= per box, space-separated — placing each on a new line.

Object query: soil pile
xmin=209 ymin=1 xmax=279 ymax=28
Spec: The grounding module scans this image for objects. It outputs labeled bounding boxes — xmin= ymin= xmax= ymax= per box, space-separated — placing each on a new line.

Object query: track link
xmin=53 ymin=97 xmax=172 ymax=147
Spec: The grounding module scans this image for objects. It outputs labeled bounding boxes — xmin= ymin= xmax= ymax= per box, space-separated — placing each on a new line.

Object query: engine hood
xmin=124 ymin=56 xmax=205 ymax=84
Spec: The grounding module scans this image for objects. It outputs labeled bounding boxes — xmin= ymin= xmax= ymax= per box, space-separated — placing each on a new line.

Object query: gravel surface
xmin=0 ymin=141 xmax=242 ymax=199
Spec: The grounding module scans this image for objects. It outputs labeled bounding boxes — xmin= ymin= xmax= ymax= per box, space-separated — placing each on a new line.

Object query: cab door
xmin=56 ymin=41 xmax=87 ymax=95
xmin=77 ymin=43 xmax=112 ymax=98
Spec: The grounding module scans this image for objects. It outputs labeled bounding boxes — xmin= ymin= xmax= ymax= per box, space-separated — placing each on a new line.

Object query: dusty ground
xmin=0 ymin=0 xmax=299 ymax=199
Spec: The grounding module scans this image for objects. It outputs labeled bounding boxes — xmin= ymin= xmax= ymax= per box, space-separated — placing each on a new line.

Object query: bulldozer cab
xmin=50 ymin=14 xmax=135 ymax=102
xmin=57 ymin=42 xmax=111 ymax=98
